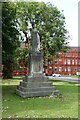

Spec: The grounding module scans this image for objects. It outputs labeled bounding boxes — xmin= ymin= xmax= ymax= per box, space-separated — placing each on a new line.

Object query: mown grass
xmin=1 ymin=77 xmax=79 ymax=118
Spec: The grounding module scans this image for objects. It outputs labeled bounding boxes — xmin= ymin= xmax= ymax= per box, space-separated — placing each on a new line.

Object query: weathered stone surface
xmin=16 ymin=74 xmax=56 ymax=98
xmin=31 ymin=28 xmax=40 ymax=53
xmin=28 ymin=53 xmax=43 ymax=75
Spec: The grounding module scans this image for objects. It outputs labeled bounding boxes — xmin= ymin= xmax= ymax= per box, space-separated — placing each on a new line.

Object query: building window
xmin=54 ymin=60 xmax=58 ymax=64
xmin=67 ymin=59 xmax=70 ymax=65
xmin=72 ymin=53 xmax=74 ymax=57
xmin=68 ymin=67 xmax=70 ymax=72
xmin=64 ymin=59 xmax=66 ymax=64
xmin=59 ymin=67 xmax=62 ymax=72
xmin=67 ymin=53 xmax=70 ymax=57
xmin=64 ymin=67 xmax=67 ymax=72
xmin=64 ymin=53 xmax=66 ymax=57
xmin=72 ymin=60 xmax=74 ymax=65
xmin=49 ymin=61 xmax=52 ymax=64
xmin=54 ymin=67 xmax=58 ymax=72
xmin=75 ymin=60 xmax=77 ymax=65
xmin=49 ymin=67 xmax=52 ymax=72
xmin=59 ymin=59 xmax=62 ymax=62
xmin=75 ymin=53 xmax=78 ymax=58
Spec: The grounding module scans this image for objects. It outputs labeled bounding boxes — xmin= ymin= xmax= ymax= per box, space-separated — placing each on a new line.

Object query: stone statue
xmin=31 ymin=28 xmax=40 ymax=53
xmin=16 ymin=27 xmax=56 ymax=98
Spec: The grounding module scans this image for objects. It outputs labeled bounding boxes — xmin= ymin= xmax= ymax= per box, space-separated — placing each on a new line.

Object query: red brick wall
xmin=12 ymin=47 xmax=80 ymax=76
xmin=44 ymin=47 xmax=80 ymax=75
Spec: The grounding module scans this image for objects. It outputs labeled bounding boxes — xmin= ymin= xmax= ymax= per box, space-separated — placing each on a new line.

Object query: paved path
xmin=48 ymin=76 xmax=80 ymax=83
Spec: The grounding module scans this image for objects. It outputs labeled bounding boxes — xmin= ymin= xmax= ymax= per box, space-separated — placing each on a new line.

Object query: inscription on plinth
xmin=28 ymin=53 xmax=43 ymax=76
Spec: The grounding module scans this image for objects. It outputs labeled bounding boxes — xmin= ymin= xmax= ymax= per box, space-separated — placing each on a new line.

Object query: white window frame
xmin=67 ymin=59 xmax=70 ymax=65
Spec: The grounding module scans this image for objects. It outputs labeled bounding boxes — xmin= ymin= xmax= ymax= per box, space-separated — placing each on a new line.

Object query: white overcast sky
xmin=35 ymin=0 xmax=79 ymax=47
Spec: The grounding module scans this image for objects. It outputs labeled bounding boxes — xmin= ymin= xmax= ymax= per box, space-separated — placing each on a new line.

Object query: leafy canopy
xmin=15 ymin=2 xmax=69 ymax=58
xmin=2 ymin=2 xmax=70 ymax=78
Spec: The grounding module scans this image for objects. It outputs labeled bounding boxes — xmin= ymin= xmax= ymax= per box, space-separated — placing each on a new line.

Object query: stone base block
xmin=16 ymin=74 xmax=56 ymax=98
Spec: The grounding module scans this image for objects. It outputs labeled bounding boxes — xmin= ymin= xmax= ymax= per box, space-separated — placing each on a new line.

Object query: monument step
xmin=17 ymin=86 xmax=55 ymax=92
xmin=16 ymin=89 xmax=55 ymax=98
xmin=23 ymin=76 xmax=49 ymax=82
xmin=29 ymin=73 xmax=44 ymax=77
xmin=20 ymin=81 xmax=53 ymax=88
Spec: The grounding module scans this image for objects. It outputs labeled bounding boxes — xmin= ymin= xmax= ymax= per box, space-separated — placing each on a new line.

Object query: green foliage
xmin=14 ymin=47 xmax=29 ymax=69
xmin=2 ymin=2 xmax=70 ymax=78
xmin=2 ymin=2 xmax=20 ymax=78
xmin=15 ymin=2 xmax=69 ymax=58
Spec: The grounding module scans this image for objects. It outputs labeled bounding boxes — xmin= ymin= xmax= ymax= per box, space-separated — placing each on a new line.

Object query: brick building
xmin=13 ymin=46 xmax=80 ymax=76
xmin=44 ymin=47 xmax=80 ymax=75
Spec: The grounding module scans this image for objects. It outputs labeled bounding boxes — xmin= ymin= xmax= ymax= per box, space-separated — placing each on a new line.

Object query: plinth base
xmin=16 ymin=73 xmax=56 ymax=98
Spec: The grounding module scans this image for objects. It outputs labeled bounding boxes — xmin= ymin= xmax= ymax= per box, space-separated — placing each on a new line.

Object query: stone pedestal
xmin=16 ymin=53 xmax=56 ymax=98
xmin=16 ymin=73 xmax=56 ymax=98
xmin=28 ymin=53 xmax=43 ymax=75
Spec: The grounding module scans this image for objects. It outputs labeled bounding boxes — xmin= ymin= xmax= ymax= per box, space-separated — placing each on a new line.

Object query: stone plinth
xmin=16 ymin=73 xmax=56 ymax=98
xmin=28 ymin=53 xmax=43 ymax=75
xmin=16 ymin=53 xmax=56 ymax=98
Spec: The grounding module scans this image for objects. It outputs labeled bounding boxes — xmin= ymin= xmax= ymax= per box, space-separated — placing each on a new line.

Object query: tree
xmin=2 ymin=2 xmax=20 ymax=79
xmin=15 ymin=2 xmax=69 ymax=61
xmin=14 ymin=47 xmax=29 ymax=69
xmin=2 ymin=2 xmax=70 ymax=78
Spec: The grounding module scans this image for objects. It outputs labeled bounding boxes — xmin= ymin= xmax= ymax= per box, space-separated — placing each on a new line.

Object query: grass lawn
xmin=1 ymin=77 xmax=79 ymax=118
